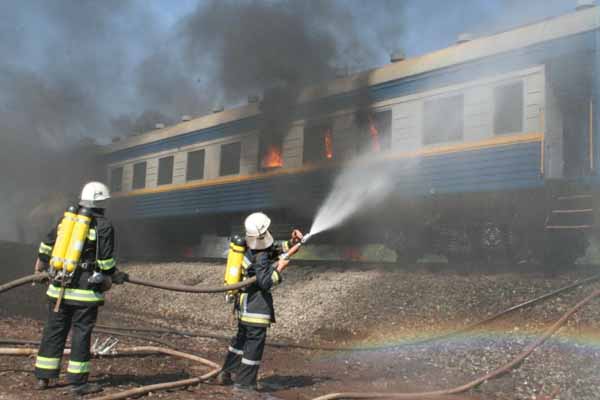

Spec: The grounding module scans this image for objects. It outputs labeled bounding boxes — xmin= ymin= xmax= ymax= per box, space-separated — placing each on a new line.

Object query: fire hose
xmin=0 ymin=272 xmax=48 ymax=293
xmin=0 ymin=342 xmax=220 ymax=400
xmin=311 ymin=287 xmax=600 ymax=400
xmin=2 ymin=237 xmax=305 ymax=295
xmin=0 ymin=344 xmax=219 ymax=369
xmin=125 ymin=274 xmax=257 ymax=293
xmin=2 ymin=271 xmax=600 ymax=399
xmin=0 ymin=271 xmax=258 ymax=295
xmin=123 ymin=238 xmax=306 ymax=293
xmin=1 ymin=285 xmax=595 ymax=400
xmin=3 ymin=270 xmax=600 ymax=352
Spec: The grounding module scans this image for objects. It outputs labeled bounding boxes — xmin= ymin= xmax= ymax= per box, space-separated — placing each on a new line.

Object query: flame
xmin=324 ymin=128 xmax=333 ymax=159
xmin=261 ymin=144 xmax=283 ymax=168
xmin=343 ymin=246 xmax=362 ymax=261
xmin=368 ymin=115 xmax=381 ymax=152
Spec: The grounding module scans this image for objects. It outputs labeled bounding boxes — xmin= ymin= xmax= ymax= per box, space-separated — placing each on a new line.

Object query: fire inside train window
xmin=358 ymin=110 xmax=392 ymax=152
xmin=260 ymin=137 xmax=283 ymax=170
xmin=110 ymin=166 xmax=123 ymax=193
xmin=132 ymin=161 xmax=147 ymax=189
xmin=186 ymin=149 xmax=205 ymax=181
xmin=157 ymin=155 xmax=174 ymax=185
xmin=423 ymin=94 xmax=464 ymax=145
xmin=303 ymin=122 xmax=334 ymax=164
xmin=494 ymin=81 xmax=523 ymax=135
xmin=220 ymin=141 xmax=241 ymax=176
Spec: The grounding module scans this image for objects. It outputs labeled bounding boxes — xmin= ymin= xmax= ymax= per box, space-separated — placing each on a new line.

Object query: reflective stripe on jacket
xmin=46 ymin=284 xmax=105 ymax=304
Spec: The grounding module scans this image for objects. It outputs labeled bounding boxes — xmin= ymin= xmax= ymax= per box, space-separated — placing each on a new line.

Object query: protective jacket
xmin=237 ymin=240 xmax=290 ymax=327
xmin=37 ymin=208 xmax=116 ymax=306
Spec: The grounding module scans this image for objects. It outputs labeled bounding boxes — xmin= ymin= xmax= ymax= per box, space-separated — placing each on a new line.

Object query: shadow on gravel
xmin=260 ymin=374 xmax=330 ymax=391
xmin=94 ymin=371 xmax=190 ymax=387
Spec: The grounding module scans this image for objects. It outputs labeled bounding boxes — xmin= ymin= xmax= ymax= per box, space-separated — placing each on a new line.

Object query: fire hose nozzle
xmin=301 ymin=232 xmax=312 ymax=244
xmin=280 ymin=233 xmax=312 ymax=261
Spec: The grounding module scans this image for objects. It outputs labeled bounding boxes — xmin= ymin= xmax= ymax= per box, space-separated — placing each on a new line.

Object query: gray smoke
xmin=0 ymin=0 xmax=159 ymax=242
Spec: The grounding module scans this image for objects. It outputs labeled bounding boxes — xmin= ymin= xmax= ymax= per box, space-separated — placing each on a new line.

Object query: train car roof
xmin=105 ymin=5 xmax=599 ymax=154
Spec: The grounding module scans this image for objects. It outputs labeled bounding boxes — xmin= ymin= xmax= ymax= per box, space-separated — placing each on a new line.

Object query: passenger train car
xmin=104 ymin=4 xmax=600 ymax=265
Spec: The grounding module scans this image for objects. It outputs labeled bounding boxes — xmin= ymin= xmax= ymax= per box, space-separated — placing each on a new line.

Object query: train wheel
xmin=479 ymin=221 xmax=513 ymax=265
xmin=441 ymin=226 xmax=473 ymax=265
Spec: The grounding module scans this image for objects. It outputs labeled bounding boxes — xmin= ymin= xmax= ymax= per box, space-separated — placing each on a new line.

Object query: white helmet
xmin=244 ymin=212 xmax=273 ymax=250
xmin=80 ymin=181 xmax=111 ymax=208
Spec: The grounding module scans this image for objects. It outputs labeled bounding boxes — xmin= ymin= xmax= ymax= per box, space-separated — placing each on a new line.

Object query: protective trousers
xmin=34 ymin=303 xmax=98 ymax=385
xmin=222 ymin=324 xmax=267 ymax=386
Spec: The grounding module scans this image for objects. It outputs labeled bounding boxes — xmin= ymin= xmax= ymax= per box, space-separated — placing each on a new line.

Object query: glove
xmin=88 ymin=272 xmax=112 ymax=292
xmin=111 ymin=270 xmax=128 ymax=285
xmin=290 ymin=229 xmax=304 ymax=245
xmin=276 ymin=258 xmax=290 ymax=273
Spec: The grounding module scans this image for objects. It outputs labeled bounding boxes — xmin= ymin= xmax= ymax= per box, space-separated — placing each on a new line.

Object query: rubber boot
xmin=216 ymin=371 xmax=233 ymax=386
xmin=233 ymin=382 xmax=258 ymax=392
xmin=34 ymin=378 xmax=49 ymax=390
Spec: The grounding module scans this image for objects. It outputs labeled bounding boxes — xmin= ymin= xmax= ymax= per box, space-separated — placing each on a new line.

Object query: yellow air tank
xmin=224 ymin=235 xmax=246 ymax=298
xmin=63 ymin=207 xmax=93 ymax=273
xmin=50 ymin=206 xmax=78 ymax=271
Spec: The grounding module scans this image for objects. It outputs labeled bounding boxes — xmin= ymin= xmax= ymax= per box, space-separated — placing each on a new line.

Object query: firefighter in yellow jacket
xmin=33 ymin=182 xmax=127 ymax=395
xmin=217 ymin=212 xmax=303 ymax=391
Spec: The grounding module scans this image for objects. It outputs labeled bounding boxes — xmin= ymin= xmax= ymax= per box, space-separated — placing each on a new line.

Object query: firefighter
xmin=33 ymin=182 xmax=127 ymax=395
xmin=217 ymin=212 xmax=303 ymax=391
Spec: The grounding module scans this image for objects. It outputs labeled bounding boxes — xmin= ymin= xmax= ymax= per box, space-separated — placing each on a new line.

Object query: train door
xmin=562 ymin=97 xmax=591 ymax=178
xmin=547 ymin=54 xmax=593 ymax=178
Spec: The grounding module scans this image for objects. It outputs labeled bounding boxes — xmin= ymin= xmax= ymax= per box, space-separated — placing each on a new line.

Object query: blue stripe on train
xmin=115 ymin=141 xmax=542 ymax=219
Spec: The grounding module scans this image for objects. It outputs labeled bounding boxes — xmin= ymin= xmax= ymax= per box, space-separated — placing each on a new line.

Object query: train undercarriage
xmin=112 ymin=179 xmax=594 ymax=270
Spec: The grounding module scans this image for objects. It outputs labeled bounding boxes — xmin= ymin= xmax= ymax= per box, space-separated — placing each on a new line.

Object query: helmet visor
xmin=246 ymin=230 xmax=273 ymax=250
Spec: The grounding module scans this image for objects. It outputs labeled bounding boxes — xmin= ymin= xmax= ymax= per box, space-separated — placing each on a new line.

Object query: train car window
xmin=494 ymin=82 xmax=523 ymax=135
xmin=260 ymin=138 xmax=284 ymax=170
xmin=303 ymin=122 xmax=334 ymax=164
xmin=220 ymin=141 xmax=241 ymax=176
xmin=423 ymin=94 xmax=464 ymax=145
xmin=109 ymin=167 xmax=123 ymax=193
xmin=157 ymin=155 xmax=174 ymax=185
xmin=132 ymin=161 xmax=147 ymax=189
xmin=186 ymin=149 xmax=205 ymax=181
xmin=357 ymin=110 xmax=392 ymax=152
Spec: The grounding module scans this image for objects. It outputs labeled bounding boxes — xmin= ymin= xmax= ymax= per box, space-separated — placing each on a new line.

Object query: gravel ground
xmin=106 ymin=261 xmax=600 ymax=399
xmin=3 ymin=258 xmax=600 ymax=399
